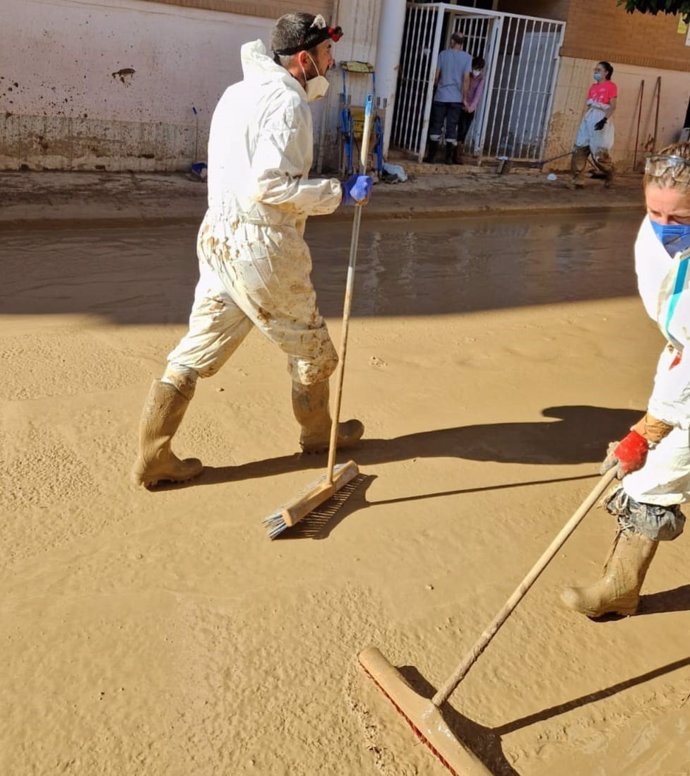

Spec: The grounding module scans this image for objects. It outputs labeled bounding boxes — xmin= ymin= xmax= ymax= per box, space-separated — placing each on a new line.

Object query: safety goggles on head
xmin=273 ymin=14 xmax=343 ymax=56
xmin=644 ymin=154 xmax=690 ymax=182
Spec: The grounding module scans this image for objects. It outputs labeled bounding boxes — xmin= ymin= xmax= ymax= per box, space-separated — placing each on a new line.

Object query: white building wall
xmin=0 ymin=0 xmax=272 ymax=170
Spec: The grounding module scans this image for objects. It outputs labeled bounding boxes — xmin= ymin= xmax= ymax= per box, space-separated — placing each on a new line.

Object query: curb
xmin=0 ymin=199 xmax=644 ymax=231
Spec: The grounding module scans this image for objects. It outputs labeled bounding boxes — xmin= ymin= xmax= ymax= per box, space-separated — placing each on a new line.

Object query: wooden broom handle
xmin=433 ymin=467 xmax=618 ymax=707
xmin=326 ymin=95 xmax=375 ymax=483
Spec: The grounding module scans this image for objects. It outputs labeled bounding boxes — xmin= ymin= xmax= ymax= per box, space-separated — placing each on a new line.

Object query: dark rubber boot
xmin=424 ymin=140 xmax=440 ymax=164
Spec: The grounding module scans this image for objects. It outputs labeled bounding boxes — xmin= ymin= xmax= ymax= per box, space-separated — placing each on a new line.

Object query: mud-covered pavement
xmin=2 ymin=199 xmax=690 ymax=776
xmin=0 ymin=163 xmax=644 ymax=229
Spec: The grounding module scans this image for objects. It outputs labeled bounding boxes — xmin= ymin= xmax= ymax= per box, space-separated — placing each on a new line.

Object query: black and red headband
xmin=273 ymin=15 xmax=343 ymax=56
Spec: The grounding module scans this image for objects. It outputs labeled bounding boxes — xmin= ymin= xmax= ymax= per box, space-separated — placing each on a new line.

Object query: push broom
xmin=263 ymin=95 xmax=375 ymax=540
xmin=359 ymin=468 xmax=618 ymax=775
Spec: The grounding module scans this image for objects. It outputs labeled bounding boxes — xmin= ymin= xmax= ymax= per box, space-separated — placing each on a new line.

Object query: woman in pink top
xmin=571 ymin=60 xmax=618 ymax=188
xmin=454 ymin=56 xmax=485 ymax=164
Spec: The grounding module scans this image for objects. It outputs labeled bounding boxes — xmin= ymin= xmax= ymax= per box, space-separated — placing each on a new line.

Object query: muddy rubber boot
xmin=444 ymin=143 xmax=454 ymax=165
xmin=560 ymin=530 xmax=658 ymax=617
xmin=454 ymin=142 xmax=464 ymax=165
xmin=424 ymin=140 xmax=439 ymax=164
xmin=571 ymin=145 xmax=589 ymax=189
xmin=292 ymin=380 xmax=364 ymax=454
xmin=132 ymin=380 xmax=203 ymax=488
xmin=594 ymin=151 xmax=614 ymax=188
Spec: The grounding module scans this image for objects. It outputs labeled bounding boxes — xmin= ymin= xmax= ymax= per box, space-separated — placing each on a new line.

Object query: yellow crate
xmin=350 ymin=106 xmax=374 ymax=143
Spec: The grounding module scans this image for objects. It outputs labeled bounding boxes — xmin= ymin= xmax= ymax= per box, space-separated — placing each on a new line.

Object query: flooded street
xmin=2 ymin=210 xmax=689 ymax=776
xmin=2 ymin=210 xmax=639 ymax=323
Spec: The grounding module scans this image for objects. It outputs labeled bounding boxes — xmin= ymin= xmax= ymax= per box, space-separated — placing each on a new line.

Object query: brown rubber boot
xmin=292 ymin=380 xmax=364 ymax=454
xmin=132 ymin=380 xmax=203 ymax=488
xmin=454 ymin=142 xmax=464 ymax=165
xmin=560 ymin=530 xmax=658 ymax=617
xmin=593 ymin=150 xmax=614 ymax=188
xmin=571 ymin=145 xmax=589 ymax=188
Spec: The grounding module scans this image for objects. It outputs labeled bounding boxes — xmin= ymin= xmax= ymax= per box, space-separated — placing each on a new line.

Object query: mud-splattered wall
xmin=0 ymin=0 xmax=273 ymax=171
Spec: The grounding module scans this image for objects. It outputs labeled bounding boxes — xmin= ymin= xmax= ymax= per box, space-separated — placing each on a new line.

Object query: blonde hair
xmin=644 ymin=141 xmax=690 ymax=189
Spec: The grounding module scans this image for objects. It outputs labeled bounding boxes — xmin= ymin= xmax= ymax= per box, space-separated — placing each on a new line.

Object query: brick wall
xmin=141 ymin=0 xmax=334 ymax=22
xmin=497 ymin=0 xmax=569 ymax=22
xmin=561 ymin=0 xmax=690 ymax=71
xmin=498 ymin=0 xmax=690 ymax=71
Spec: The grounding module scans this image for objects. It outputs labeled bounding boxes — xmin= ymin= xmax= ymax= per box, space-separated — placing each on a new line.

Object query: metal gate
xmin=391 ymin=3 xmax=565 ymax=163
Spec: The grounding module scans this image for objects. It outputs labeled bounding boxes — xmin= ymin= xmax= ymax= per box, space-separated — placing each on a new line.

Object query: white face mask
xmin=301 ymin=53 xmax=330 ymax=102
xmin=472 ymin=69 xmax=482 ymax=77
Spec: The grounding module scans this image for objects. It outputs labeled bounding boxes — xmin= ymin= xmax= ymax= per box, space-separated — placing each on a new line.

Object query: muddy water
xmin=313 ymin=211 xmax=640 ymax=317
xmin=1 ymin=210 xmax=639 ymax=322
xmin=3 ymin=211 xmax=689 ymax=776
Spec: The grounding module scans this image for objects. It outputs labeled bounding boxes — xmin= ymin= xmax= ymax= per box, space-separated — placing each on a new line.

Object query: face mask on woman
xmin=472 ymin=69 xmax=482 ymax=77
xmin=593 ymin=72 xmax=602 ymax=82
xmin=651 ymin=221 xmax=690 ymax=257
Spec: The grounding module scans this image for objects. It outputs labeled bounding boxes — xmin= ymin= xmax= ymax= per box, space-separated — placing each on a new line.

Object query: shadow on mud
xmin=638 ymin=585 xmax=690 ymax=616
xmin=196 ymin=405 xmax=642 ymax=488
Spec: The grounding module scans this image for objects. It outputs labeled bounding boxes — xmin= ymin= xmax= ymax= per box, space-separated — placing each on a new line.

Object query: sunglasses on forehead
xmin=645 ymin=154 xmax=690 ymax=180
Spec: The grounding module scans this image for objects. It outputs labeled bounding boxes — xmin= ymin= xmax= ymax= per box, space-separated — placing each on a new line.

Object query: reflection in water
xmin=309 ymin=210 xmax=640 ymax=317
xmin=1 ymin=211 xmax=641 ymax=324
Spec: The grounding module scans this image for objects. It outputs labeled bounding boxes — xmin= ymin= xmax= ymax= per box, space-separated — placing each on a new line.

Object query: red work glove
xmin=600 ymin=430 xmax=649 ymax=478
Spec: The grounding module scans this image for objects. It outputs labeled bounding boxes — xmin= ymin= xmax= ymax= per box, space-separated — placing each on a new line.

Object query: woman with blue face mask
xmin=561 ymin=142 xmax=690 ymax=619
xmin=571 ymin=61 xmax=617 ymax=189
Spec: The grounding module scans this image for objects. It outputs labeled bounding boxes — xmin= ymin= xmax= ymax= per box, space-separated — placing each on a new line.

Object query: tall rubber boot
xmin=292 ymin=380 xmax=364 ymax=454
xmin=444 ymin=143 xmax=454 ymax=165
xmin=571 ymin=145 xmax=589 ymax=188
xmin=454 ymin=142 xmax=464 ymax=165
xmin=593 ymin=151 xmax=614 ymax=188
xmin=424 ymin=140 xmax=439 ymax=164
xmin=560 ymin=529 xmax=658 ymax=617
xmin=132 ymin=380 xmax=203 ymax=488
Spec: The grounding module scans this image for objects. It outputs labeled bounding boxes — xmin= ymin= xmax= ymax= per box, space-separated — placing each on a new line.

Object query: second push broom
xmin=263 ymin=95 xmax=375 ymax=539
xmin=358 ymin=468 xmax=618 ymax=775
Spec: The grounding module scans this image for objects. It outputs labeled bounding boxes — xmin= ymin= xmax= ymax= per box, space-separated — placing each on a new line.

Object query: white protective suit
xmin=574 ymin=98 xmax=615 ymax=158
xmin=622 ymin=217 xmax=690 ymax=506
xmin=167 ymin=39 xmax=343 ymax=385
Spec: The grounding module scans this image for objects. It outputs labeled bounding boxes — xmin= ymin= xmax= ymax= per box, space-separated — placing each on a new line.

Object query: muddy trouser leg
xmin=133 ymin=251 xmax=253 ymax=487
xmin=205 ymin=225 xmax=363 ymax=452
xmin=571 ymin=144 xmax=590 ymax=185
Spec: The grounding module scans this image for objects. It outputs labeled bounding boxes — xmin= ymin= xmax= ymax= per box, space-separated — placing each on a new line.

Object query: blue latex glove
xmin=342 ymin=174 xmax=373 ymax=206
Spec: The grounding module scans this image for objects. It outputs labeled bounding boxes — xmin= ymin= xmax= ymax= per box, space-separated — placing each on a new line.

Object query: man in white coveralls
xmin=132 ymin=12 xmax=373 ymax=488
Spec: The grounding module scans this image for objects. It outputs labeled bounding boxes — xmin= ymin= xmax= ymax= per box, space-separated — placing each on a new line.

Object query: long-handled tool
xmin=263 ymin=96 xmax=375 ymax=540
xmin=530 ymin=149 xmax=574 ymax=168
xmin=359 ymin=468 xmax=617 ymax=775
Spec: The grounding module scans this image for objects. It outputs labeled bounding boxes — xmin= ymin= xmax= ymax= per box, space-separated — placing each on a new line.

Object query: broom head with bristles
xmin=358 ymin=646 xmax=492 ymax=776
xmin=264 ymin=460 xmax=361 ymax=539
